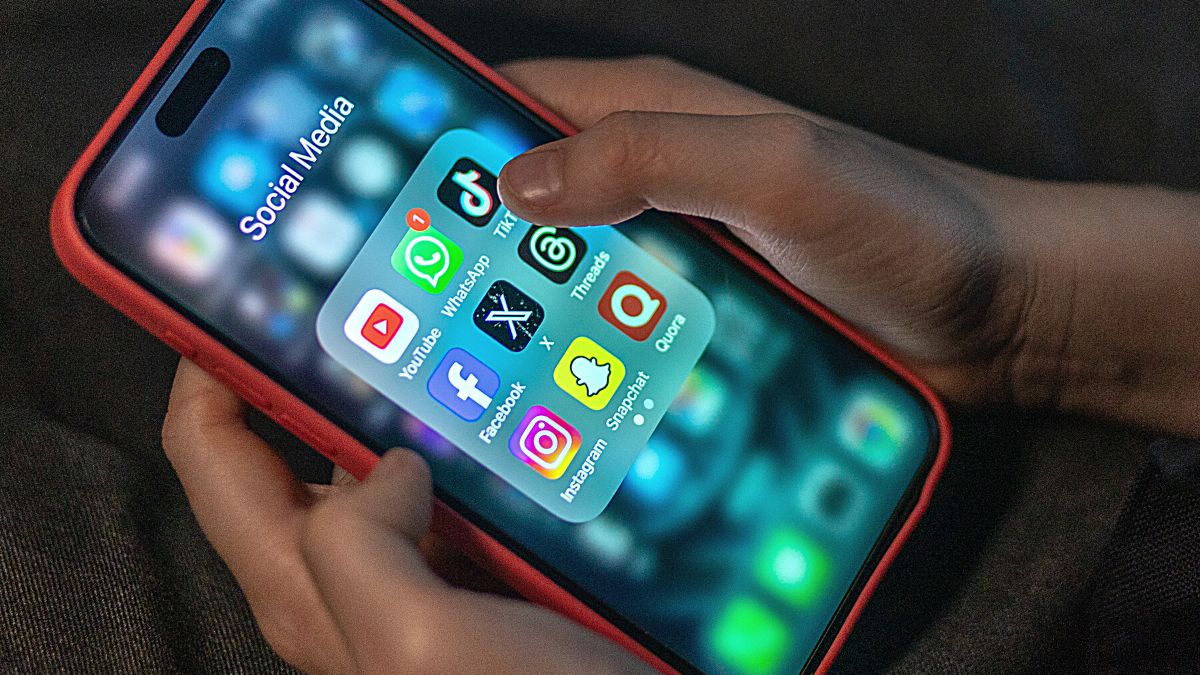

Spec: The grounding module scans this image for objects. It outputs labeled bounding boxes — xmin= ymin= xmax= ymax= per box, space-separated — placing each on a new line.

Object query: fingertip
xmin=372 ymin=448 xmax=430 ymax=484
xmin=499 ymin=148 xmax=564 ymax=212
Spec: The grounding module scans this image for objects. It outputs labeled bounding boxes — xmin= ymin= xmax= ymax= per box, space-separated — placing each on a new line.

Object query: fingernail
xmin=503 ymin=150 xmax=563 ymax=207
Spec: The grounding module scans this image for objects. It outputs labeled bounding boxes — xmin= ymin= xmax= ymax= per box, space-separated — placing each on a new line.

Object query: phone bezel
xmin=56 ymin=1 xmax=953 ymax=672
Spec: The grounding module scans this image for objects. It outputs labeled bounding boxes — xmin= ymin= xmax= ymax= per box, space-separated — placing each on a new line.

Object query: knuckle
xmin=592 ymin=111 xmax=667 ymax=181
xmin=755 ymin=112 xmax=821 ymax=166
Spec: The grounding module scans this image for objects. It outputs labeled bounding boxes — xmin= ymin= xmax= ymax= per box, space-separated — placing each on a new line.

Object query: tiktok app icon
xmin=437 ymin=158 xmax=499 ymax=227
xmin=518 ymin=226 xmax=587 ymax=284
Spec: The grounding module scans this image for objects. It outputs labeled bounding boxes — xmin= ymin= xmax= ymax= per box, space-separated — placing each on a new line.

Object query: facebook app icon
xmin=427 ymin=348 xmax=500 ymax=422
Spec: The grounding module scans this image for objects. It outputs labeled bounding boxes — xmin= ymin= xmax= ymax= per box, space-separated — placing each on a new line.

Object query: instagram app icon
xmin=509 ymin=406 xmax=582 ymax=479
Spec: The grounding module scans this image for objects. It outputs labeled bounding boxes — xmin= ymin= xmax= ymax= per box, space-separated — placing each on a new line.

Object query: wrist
xmin=997 ymin=179 xmax=1200 ymax=436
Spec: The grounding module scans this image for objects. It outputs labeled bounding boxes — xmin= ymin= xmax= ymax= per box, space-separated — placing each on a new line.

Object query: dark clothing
xmin=3 ymin=0 xmax=1199 ymax=672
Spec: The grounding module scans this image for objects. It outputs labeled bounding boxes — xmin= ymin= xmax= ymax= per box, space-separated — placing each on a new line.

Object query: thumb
xmin=300 ymin=449 xmax=446 ymax=668
xmin=497 ymin=110 xmax=871 ymax=237
xmin=498 ymin=109 xmax=1007 ymax=366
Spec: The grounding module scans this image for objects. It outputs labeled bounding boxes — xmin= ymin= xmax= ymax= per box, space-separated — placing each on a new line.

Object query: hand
xmin=496 ymin=57 xmax=1200 ymax=436
xmin=161 ymin=359 xmax=648 ymax=674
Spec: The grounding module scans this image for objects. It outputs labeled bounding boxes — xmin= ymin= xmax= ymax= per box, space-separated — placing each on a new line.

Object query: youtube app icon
xmin=344 ymin=289 xmax=419 ymax=364
xmin=362 ymin=304 xmax=403 ymax=349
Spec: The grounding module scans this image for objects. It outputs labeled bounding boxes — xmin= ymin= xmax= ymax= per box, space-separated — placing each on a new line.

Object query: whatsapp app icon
xmin=392 ymin=225 xmax=463 ymax=294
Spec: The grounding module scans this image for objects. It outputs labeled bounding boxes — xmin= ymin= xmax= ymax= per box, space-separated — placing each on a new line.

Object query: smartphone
xmin=52 ymin=1 xmax=950 ymax=672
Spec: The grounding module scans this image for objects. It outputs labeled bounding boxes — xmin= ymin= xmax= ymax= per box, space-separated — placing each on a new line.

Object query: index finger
xmin=162 ymin=359 xmax=311 ymax=587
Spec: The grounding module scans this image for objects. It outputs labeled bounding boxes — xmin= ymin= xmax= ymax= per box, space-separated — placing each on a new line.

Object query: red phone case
xmin=51 ymin=1 xmax=952 ymax=671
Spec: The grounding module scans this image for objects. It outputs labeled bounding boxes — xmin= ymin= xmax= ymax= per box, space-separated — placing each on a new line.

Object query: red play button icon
xmin=361 ymin=303 xmax=403 ymax=349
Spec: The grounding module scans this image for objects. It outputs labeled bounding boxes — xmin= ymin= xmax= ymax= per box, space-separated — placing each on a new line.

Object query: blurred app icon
xmin=755 ymin=529 xmax=832 ymax=608
xmin=236 ymin=268 xmax=316 ymax=342
xmin=474 ymin=118 xmax=535 ymax=156
xmin=197 ymin=133 xmax=274 ymax=213
xmin=391 ymin=226 xmax=463 ymax=294
xmin=342 ymin=289 xmax=418 ymax=364
xmin=710 ymin=290 xmax=787 ymax=375
xmin=376 ymin=64 xmax=450 ymax=139
xmin=437 ymin=158 xmax=499 ymax=227
xmin=101 ymin=151 xmax=151 ymax=210
xmin=626 ymin=232 xmax=690 ymax=277
xmin=296 ymin=11 xmax=366 ymax=77
xmin=838 ymin=393 xmax=910 ymax=470
xmin=240 ymin=71 xmax=323 ymax=143
xmin=668 ymin=366 xmax=727 ymax=436
xmin=400 ymin=414 xmax=458 ymax=459
xmin=149 ymin=202 xmax=233 ymax=285
xmin=317 ymin=353 xmax=376 ymax=401
xmin=554 ymin=337 xmax=625 ymax=411
xmin=336 ymin=135 xmax=404 ymax=198
xmin=722 ymin=454 xmax=773 ymax=522
xmin=797 ymin=460 xmax=868 ymax=535
xmin=622 ymin=436 xmax=685 ymax=505
xmin=280 ymin=193 xmax=364 ymax=278
xmin=577 ymin=516 xmax=634 ymax=569
xmin=710 ymin=598 xmax=789 ymax=675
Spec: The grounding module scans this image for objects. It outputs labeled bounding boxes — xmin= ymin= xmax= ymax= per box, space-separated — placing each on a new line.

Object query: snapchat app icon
xmin=554 ymin=337 xmax=626 ymax=411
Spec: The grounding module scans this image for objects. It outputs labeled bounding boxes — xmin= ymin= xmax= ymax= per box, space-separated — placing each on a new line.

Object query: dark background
xmin=2 ymin=0 xmax=1197 ymax=671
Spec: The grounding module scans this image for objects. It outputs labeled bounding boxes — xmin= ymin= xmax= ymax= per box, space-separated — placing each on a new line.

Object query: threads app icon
xmin=510 ymin=406 xmax=581 ymax=479
xmin=518 ymin=226 xmax=587 ymax=284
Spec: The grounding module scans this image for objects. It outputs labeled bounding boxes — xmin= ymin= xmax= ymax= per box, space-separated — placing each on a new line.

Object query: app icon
xmin=473 ymin=281 xmax=544 ymax=351
xmin=553 ymin=337 xmax=626 ymax=410
xmin=509 ymin=406 xmax=581 ymax=479
xmin=797 ymin=460 xmax=869 ymax=534
xmin=391 ymin=225 xmax=463 ymax=294
xmin=838 ymin=393 xmax=910 ymax=470
xmin=296 ymin=10 xmax=366 ymax=75
xmin=598 ymin=271 xmax=667 ymax=341
xmin=755 ymin=529 xmax=832 ymax=607
xmin=518 ymin=226 xmax=588 ymax=284
xmin=343 ymin=289 xmax=419 ymax=364
xmin=281 ymin=193 xmax=364 ymax=278
xmin=149 ymin=202 xmax=233 ymax=286
xmin=240 ymin=71 xmax=322 ymax=143
xmin=335 ymin=135 xmax=404 ymax=199
xmin=438 ymin=158 xmax=499 ymax=227
xmin=710 ymin=598 xmax=789 ymax=675
xmin=577 ymin=516 xmax=634 ymax=568
xmin=668 ymin=366 xmax=728 ymax=437
xmin=235 ymin=268 xmax=315 ymax=342
xmin=622 ymin=437 xmax=686 ymax=506
xmin=377 ymin=64 xmax=450 ymax=139
xmin=475 ymin=118 xmax=535 ymax=156
xmin=197 ymin=134 xmax=275 ymax=213
xmin=427 ymin=348 xmax=500 ymax=422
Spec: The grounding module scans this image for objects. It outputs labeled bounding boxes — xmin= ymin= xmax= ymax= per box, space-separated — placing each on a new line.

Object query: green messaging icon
xmin=392 ymin=225 xmax=463 ymax=294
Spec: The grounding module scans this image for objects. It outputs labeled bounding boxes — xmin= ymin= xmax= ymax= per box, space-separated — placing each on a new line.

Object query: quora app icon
xmin=599 ymin=271 xmax=667 ymax=341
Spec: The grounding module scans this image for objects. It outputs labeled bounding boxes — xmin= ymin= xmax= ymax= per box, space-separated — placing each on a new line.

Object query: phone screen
xmin=79 ymin=1 xmax=937 ymax=671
